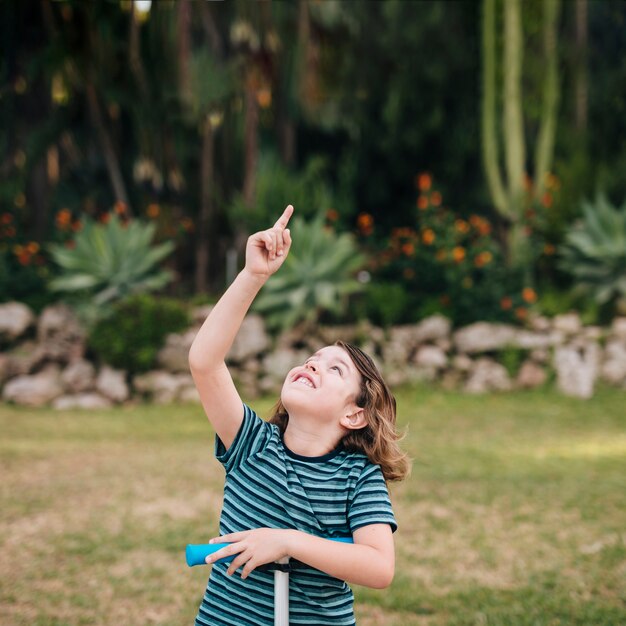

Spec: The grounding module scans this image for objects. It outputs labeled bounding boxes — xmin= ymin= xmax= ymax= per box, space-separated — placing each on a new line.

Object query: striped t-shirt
xmin=194 ymin=403 xmax=397 ymax=626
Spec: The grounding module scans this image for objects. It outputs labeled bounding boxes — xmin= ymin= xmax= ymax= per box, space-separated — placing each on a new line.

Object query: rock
xmin=516 ymin=360 xmax=548 ymax=389
xmin=553 ymin=342 xmax=600 ymax=399
xmin=451 ymin=354 xmax=473 ymax=372
xmin=553 ymin=312 xmax=582 ymax=336
xmin=441 ymin=369 xmax=464 ymax=390
xmin=413 ymin=345 xmax=447 ymax=369
xmin=600 ymin=339 xmax=626 ymax=386
xmin=413 ymin=314 xmax=452 ymax=343
xmin=262 ymin=349 xmax=309 ymax=383
xmin=2 ymin=365 xmax=64 ymax=406
xmin=157 ymin=328 xmax=197 ymax=373
xmin=179 ymin=386 xmax=201 ymax=403
xmin=582 ymin=326 xmax=604 ymax=341
xmin=464 ymin=358 xmax=513 ymax=393
xmin=96 ymin=365 xmax=129 ymax=403
xmin=529 ymin=315 xmax=551 ymax=332
xmin=192 ymin=305 xmax=214 ymax=325
xmin=36 ymin=304 xmax=86 ymax=363
xmin=52 ymin=393 xmax=113 ymax=410
xmin=0 ymin=302 xmax=35 ymax=343
xmin=382 ymin=326 xmax=418 ymax=365
xmin=434 ymin=337 xmax=452 ymax=352
xmin=228 ymin=314 xmax=270 ymax=363
xmin=316 ymin=325 xmax=360 ymax=346
xmin=453 ymin=322 xmax=517 ymax=353
xmin=529 ymin=348 xmax=550 ymax=364
xmin=610 ymin=317 xmax=626 ymax=341
xmin=61 ymin=359 xmax=96 ymax=393
xmin=3 ymin=341 xmax=44 ymax=378
xmin=512 ymin=330 xmax=560 ymax=350
xmin=132 ymin=370 xmax=192 ymax=403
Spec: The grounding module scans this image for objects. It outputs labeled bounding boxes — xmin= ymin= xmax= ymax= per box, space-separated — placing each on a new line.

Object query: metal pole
xmin=274 ymin=557 xmax=290 ymax=626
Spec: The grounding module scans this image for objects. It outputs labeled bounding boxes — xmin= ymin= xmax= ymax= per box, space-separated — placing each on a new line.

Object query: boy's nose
xmin=306 ymin=362 xmax=317 ymax=372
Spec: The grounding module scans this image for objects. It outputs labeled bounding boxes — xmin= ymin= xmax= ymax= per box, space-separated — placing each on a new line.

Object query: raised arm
xmin=188 ymin=205 xmax=293 ymax=450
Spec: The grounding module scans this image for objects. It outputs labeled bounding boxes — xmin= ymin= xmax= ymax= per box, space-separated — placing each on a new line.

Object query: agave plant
xmin=48 ymin=214 xmax=175 ymax=318
xmin=557 ymin=193 xmax=626 ymax=309
xmin=254 ymin=212 xmax=366 ymax=330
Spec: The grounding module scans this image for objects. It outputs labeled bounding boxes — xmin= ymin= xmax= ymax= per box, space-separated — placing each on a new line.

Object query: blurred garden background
xmin=1 ymin=0 xmax=625 ymax=625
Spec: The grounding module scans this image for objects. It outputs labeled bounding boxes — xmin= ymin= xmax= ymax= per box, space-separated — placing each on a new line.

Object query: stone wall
xmin=1 ymin=301 xmax=625 ymax=408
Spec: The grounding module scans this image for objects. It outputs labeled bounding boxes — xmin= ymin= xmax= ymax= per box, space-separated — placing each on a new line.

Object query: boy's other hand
xmin=244 ymin=205 xmax=293 ymax=279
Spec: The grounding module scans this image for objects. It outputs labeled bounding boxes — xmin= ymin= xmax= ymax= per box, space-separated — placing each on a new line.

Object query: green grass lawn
xmin=1 ymin=386 xmax=624 ymax=625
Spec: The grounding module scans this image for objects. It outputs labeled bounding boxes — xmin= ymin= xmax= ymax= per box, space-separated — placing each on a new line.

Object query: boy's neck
xmin=282 ymin=421 xmax=343 ymax=458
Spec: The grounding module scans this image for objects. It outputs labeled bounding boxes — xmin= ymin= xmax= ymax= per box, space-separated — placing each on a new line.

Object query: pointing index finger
xmin=273 ymin=204 xmax=294 ymax=230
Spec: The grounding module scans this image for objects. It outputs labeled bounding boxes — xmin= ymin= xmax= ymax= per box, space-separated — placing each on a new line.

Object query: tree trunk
xmin=481 ymin=0 xmax=509 ymax=217
xmin=195 ymin=116 xmax=214 ymax=294
xmin=534 ymin=0 xmax=561 ymax=200
xmin=243 ymin=71 xmax=259 ymax=208
xmin=85 ymin=81 xmax=130 ymax=210
xmin=574 ymin=0 xmax=588 ymax=132
xmin=503 ymin=0 xmax=525 ymax=220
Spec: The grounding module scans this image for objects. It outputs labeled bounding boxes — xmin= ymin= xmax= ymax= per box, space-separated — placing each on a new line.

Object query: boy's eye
xmin=331 ymin=365 xmax=343 ymax=375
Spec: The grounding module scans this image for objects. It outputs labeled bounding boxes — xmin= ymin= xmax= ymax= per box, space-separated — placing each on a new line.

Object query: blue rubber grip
xmin=186 ymin=537 xmax=353 ymax=567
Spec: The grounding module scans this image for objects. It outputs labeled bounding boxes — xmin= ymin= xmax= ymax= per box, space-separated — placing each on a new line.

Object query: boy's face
xmin=280 ymin=345 xmax=363 ymax=424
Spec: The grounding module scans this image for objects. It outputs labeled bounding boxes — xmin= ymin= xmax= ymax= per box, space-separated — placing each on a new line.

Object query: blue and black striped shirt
xmin=194 ymin=403 xmax=397 ymax=625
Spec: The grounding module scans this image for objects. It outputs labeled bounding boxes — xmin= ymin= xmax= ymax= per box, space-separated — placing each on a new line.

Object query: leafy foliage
xmin=558 ymin=193 xmax=626 ymax=311
xmin=254 ymin=213 xmax=365 ymax=330
xmin=48 ymin=214 xmax=175 ymax=324
xmin=88 ymin=294 xmax=189 ymax=375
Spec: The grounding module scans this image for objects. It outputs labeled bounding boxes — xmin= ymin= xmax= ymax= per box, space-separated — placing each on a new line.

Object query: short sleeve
xmin=347 ymin=464 xmax=397 ymax=534
xmin=214 ymin=403 xmax=271 ymax=474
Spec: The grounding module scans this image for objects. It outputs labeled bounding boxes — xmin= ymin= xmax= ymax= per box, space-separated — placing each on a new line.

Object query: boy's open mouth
xmin=293 ymin=373 xmax=316 ymax=388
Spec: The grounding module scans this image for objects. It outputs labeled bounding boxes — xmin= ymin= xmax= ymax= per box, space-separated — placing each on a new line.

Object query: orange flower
xmin=181 ymin=217 xmax=194 ymax=232
xmin=523 ymin=172 xmax=533 ymax=192
xmin=1 ymin=213 xmax=12 ymax=225
xmin=26 ymin=241 xmax=39 ymax=254
xmin=114 ymin=201 xmax=128 ymax=215
xmin=500 ymin=296 xmax=513 ymax=310
xmin=72 ymin=220 xmax=83 ymax=232
xmin=326 ymin=208 xmax=339 ymax=222
xmin=99 ymin=212 xmax=111 ymax=224
xmin=256 ymin=87 xmax=272 ymax=109
xmin=402 ymin=242 xmax=415 ymax=256
xmin=56 ymin=208 xmax=72 ymax=229
xmin=454 ymin=219 xmax=469 ymax=234
xmin=430 ymin=191 xmax=442 ymax=206
xmin=477 ymin=221 xmax=492 ymax=236
xmin=417 ymin=195 xmax=429 ymax=210
xmin=435 ymin=249 xmax=447 ymax=261
xmin=543 ymin=243 xmax=556 ymax=255
xmin=403 ymin=268 xmax=415 ymax=280
xmin=541 ymin=192 xmax=553 ymax=208
xmin=515 ymin=306 xmax=528 ymax=320
xmin=416 ymin=172 xmax=432 ymax=191
xmin=357 ymin=213 xmax=374 ymax=235
xmin=357 ymin=213 xmax=373 ymax=228
xmin=422 ymin=228 xmax=435 ymax=245
xmin=4 ymin=226 xmax=16 ymax=238
xmin=522 ymin=287 xmax=537 ymax=303
xmin=146 ymin=203 xmax=160 ymax=218
xmin=452 ymin=246 xmax=466 ymax=262
xmin=474 ymin=250 xmax=493 ymax=267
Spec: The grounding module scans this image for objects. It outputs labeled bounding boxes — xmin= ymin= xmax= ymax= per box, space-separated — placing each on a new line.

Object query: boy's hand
xmin=206 ymin=528 xmax=293 ymax=579
xmin=244 ymin=205 xmax=293 ymax=279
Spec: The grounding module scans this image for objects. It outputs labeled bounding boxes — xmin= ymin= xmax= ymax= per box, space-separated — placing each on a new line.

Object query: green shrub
xmin=557 ymin=192 xmax=626 ymax=316
xmin=48 ymin=213 xmax=175 ymax=325
xmin=358 ymin=282 xmax=411 ymax=328
xmin=88 ymin=294 xmax=189 ymax=375
xmin=254 ymin=212 xmax=365 ymax=331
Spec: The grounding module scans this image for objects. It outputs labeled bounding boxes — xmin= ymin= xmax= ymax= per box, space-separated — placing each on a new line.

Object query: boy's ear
xmin=340 ymin=407 xmax=367 ymax=430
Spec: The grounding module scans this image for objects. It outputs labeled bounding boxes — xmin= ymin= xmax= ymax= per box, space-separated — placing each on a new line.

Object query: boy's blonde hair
xmin=269 ymin=340 xmax=411 ymax=482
